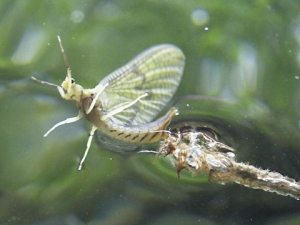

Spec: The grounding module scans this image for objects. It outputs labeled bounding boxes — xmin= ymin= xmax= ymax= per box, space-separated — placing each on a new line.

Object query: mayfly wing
xmin=96 ymin=44 xmax=185 ymax=126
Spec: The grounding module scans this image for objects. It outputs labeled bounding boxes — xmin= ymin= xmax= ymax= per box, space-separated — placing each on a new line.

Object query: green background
xmin=1 ymin=1 xmax=300 ymax=224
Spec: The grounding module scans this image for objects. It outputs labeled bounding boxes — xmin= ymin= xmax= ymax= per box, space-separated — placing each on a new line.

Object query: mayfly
xmin=32 ymin=36 xmax=185 ymax=170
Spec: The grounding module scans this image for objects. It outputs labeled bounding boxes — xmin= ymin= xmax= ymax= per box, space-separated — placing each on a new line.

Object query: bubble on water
xmin=191 ymin=9 xmax=209 ymax=26
xmin=70 ymin=10 xmax=85 ymax=23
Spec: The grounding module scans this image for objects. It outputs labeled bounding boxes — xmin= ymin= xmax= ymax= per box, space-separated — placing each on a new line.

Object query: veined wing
xmin=97 ymin=44 xmax=185 ymax=126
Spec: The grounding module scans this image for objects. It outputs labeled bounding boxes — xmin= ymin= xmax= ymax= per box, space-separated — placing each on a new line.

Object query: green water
xmin=1 ymin=1 xmax=300 ymax=224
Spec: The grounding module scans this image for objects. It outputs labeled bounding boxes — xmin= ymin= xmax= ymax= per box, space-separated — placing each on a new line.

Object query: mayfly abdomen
xmin=102 ymin=107 xmax=178 ymax=144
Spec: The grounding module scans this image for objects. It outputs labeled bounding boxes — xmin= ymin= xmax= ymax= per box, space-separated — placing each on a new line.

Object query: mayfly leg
xmin=78 ymin=126 xmax=97 ymax=170
xmin=44 ymin=111 xmax=83 ymax=137
xmin=85 ymin=83 xmax=109 ymax=115
xmin=101 ymin=92 xmax=149 ymax=121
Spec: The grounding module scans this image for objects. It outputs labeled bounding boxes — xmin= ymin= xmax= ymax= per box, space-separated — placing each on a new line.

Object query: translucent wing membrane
xmin=97 ymin=44 xmax=185 ymax=126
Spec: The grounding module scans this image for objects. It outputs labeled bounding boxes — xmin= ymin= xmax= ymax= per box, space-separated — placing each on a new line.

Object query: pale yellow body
xmin=32 ymin=36 xmax=185 ymax=170
xmin=76 ymin=86 xmax=177 ymax=143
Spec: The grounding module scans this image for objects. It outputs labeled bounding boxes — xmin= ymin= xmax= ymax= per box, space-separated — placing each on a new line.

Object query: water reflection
xmin=1 ymin=0 xmax=300 ymax=224
xmin=232 ymin=42 xmax=257 ymax=97
xmin=199 ymin=42 xmax=258 ymax=99
xmin=12 ymin=28 xmax=46 ymax=65
xmin=190 ymin=9 xmax=210 ymax=27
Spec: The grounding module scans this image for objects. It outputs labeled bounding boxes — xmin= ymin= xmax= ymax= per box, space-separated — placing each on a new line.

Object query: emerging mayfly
xmin=32 ymin=36 xmax=185 ymax=170
xmin=157 ymin=123 xmax=300 ymax=200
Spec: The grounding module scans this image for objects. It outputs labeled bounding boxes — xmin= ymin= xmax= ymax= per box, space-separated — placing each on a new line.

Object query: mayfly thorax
xmin=157 ymin=122 xmax=300 ymax=200
xmin=32 ymin=36 xmax=185 ymax=170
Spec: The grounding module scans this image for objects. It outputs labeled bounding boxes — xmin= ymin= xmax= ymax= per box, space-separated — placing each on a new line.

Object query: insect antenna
xmin=31 ymin=76 xmax=60 ymax=89
xmin=57 ymin=35 xmax=70 ymax=71
xmin=57 ymin=35 xmax=73 ymax=95
xmin=31 ymin=36 xmax=73 ymax=99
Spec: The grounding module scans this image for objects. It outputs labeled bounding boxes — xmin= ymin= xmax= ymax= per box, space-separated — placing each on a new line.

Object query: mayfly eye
xmin=71 ymin=78 xmax=75 ymax=84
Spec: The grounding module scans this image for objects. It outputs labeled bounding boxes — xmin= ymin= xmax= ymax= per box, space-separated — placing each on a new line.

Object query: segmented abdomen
xmin=98 ymin=107 xmax=177 ymax=144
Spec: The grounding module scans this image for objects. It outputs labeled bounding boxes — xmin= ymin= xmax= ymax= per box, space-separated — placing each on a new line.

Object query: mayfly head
xmin=57 ymin=35 xmax=83 ymax=103
xmin=31 ymin=73 xmax=83 ymax=103
xmin=32 ymin=36 xmax=83 ymax=103
xmin=59 ymin=69 xmax=83 ymax=102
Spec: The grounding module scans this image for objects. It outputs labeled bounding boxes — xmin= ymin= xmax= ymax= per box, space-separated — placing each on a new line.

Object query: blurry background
xmin=1 ymin=1 xmax=300 ymax=224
